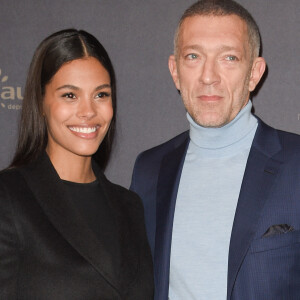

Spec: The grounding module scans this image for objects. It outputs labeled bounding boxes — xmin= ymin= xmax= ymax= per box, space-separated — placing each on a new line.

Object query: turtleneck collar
xmin=188 ymin=101 xmax=257 ymax=149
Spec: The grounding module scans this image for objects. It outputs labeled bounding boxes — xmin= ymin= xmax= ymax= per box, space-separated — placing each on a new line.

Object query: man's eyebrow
xmin=217 ymin=45 xmax=242 ymax=52
xmin=181 ymin=45 xmax=204 ymax=52
xmin=181 ymin=45 xmax=241 ymax=53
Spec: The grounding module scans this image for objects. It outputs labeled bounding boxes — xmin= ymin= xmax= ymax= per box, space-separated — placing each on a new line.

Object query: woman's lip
xmin=198 ymin=95 xmax=223 ymax=101
xmin=67 ymin=125 xmax=100 ymax=139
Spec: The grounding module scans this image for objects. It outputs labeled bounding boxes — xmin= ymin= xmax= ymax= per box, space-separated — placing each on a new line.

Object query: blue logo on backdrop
xmin=0 ymin=68 xmax=23 ymax=110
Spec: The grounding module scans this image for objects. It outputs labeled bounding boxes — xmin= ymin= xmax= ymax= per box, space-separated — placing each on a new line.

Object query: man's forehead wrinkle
xmin=180 ymin=15 xmax=248 ymax=38
xmin=177 ymin=15 xmax=251 ymax=59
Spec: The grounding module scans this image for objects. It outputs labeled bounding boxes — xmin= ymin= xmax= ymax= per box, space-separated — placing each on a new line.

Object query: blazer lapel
xmin=18 ymin=153 xmax=122 ymax=293
xmin=227 ymin=121 xmax=283 ymax=299
xmin=154 ymin=136 xmax=189 ymax=300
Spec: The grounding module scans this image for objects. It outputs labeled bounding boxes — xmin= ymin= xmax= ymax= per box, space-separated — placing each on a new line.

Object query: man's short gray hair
xmin=174 ymin=0 xmax=261 ymax=59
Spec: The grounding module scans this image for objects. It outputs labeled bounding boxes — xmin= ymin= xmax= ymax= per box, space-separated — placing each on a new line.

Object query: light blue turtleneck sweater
xmin=168 ymin=102 xmax=258 ymax=300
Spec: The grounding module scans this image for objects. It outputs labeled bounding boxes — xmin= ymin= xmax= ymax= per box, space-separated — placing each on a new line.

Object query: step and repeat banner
xmin=1 ymin=0 xmax=300 ymax=187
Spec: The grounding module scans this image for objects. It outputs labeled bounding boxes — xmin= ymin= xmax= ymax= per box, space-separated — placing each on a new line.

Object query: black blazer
xmin=0 ymin=153 xmax=154 ymax=299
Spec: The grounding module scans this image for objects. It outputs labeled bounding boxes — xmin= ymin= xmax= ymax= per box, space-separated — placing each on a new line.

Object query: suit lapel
xmin=154 ymin=136 xmax=189 ymax=299
xmin=18 ymin=153 xmax=122 ymax=293
xmin=227 ymin=121 xmax=283 ymax=299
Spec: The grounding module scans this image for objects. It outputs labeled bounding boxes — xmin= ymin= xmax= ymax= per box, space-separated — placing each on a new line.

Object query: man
xmin=131 ymin=0 xmax=300 ymax=299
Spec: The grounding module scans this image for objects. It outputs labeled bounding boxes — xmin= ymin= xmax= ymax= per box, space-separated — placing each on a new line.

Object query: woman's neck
xmin=45 ymin=147 xmax=96 ymax=183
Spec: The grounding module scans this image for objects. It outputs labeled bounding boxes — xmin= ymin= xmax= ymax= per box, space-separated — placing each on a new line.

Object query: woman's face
xmin=43 ymin=57 xmax=113 ymax=160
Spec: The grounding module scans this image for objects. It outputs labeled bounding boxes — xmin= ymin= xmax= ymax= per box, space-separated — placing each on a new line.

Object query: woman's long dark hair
xmin=10 ymin=29 xmax=116 ymax=170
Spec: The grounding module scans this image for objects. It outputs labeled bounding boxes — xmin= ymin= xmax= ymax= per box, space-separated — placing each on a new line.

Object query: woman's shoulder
xmin=0 ymin=166 xmax=31 ymax=203
xmin=100 ymin=172 xmax=140 ymax=201
xmin=0 ymin=167 xmax=24 ymax=186
xmin=97 ymin=172 xmax=144 ymax=213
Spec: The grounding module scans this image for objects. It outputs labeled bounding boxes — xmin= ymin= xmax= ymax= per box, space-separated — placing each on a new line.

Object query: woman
xmin=0 ymin=29 xmax=153 ymax=299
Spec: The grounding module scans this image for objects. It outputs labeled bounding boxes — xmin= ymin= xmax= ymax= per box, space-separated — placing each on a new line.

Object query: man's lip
xmin=198 ymin=95 xmax=223 ymax=101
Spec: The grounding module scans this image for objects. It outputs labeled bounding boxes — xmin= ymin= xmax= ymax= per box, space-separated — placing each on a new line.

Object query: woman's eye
xmin=62 ymin=92 xmax=76 ymax=99
xmin=96 ymin=92 xmax=110 ymax=98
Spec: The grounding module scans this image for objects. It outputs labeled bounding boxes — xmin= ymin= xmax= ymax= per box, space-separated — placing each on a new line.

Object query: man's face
xmin=169 ymin=15 xmax=265 ymax=128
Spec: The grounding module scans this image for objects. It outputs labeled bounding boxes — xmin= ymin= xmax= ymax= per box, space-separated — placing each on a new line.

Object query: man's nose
xmin=199 ymin=58 xmax=220 ymax=85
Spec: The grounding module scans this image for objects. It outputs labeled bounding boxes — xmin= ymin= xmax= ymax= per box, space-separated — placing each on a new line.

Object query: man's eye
xmin=186 ymin=53 xmax=198 ymax=60
xmin=62 ymin=92 xmax=76 ymax=99
xmin=96 ymin=92 xmax=110 ymax=98
xmin=225 ymin=55 xmax=238 ymax=61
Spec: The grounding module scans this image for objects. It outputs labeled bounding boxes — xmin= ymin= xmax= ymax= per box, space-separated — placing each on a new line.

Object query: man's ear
xmin=168 ymin=55 xmax=180 ymax=90
xmin=248 ymin=57 xmax=266 ymax=92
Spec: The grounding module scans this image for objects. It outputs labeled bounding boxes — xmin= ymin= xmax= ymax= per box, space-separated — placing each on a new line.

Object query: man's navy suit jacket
xmin=131 ymin=119 xmax=300 ymax=300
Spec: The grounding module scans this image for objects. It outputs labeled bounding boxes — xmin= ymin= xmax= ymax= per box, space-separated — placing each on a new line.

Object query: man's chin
xmin=192 ymin=115 xmax=228 ymax=128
